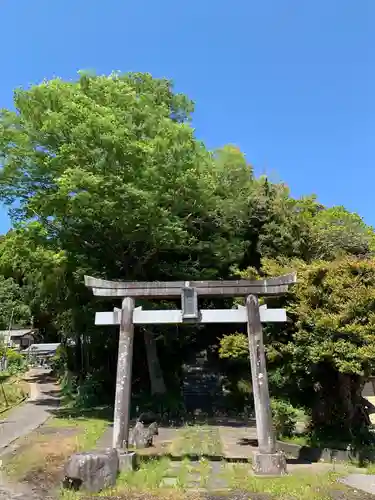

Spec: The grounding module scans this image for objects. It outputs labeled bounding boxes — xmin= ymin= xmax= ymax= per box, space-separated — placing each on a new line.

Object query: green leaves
xmin=219 ymin=333 xmax=248 ymax=360
xmin=0 ymin=276 xmax=31 ymax=330
xmin=264 ymin=257 xmax=375 ymax=376
xmin=255 ymin=192 xmax=375 ymax=264
xmin=0 ymin=73 xmax=248 ymax=281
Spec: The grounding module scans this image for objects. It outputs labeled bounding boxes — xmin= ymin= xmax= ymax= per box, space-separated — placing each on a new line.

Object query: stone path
xmin=218 ymin=424 xmax=258 ymax=460
xmin=341 ymin=474 xmax=375 ymax=495
xmin=161 ymin=459 xmax=229 ymax=490
xmin=93 ymin=420 xmax=375 ymax=497
xmin=96 ymin=424 xmax=177 ymax=452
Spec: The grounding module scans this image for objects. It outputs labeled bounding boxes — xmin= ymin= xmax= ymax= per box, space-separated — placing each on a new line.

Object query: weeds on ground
xmin=4 ymin=414 xmax=108 ymax=485
xmin=117 ymin=458 xmax=170 ymax=490
xmin=0 ymin=376 xmax=28 ymax=412
xmin=60 ymin=458 xmax=189 ymax=500
xmin=60 ymin=459 xmax=364 ymax=500
xmin=224 ymin=463 xmax=350 ymax=499
xmin=51 ymin=416 xmax=109 ymax=451
xmin=197 ymin=457 xmax=211 ymax=488
xmin=169 ymin=425 xmax=223 ymax=457
xmin=280 ymin=434 xmax=310 ymax=447
xmin=176 ymin=457 xmax=191 ymax=489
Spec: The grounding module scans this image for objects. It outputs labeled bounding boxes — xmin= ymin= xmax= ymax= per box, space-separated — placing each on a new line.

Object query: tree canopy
xmin=0 ymin=73 xmax=249 ymax=281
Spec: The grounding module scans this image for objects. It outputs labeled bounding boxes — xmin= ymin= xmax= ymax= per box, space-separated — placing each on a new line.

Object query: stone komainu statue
xmin=129 ymin=413 xmax=159 ymax=449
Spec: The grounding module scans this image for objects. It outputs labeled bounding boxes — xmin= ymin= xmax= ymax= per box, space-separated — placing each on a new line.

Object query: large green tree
xmin=220 ymin=256 xmax=375 ymax=441
xmin=0 ymin=73 xmax=248 ymax=281
xmin=258 ymin=194 xmax=375 ymax=263
xmin=0 ymin=72 xmax=253 ymax=400
xmin=0 ymin=276 xmax=30 ymax=331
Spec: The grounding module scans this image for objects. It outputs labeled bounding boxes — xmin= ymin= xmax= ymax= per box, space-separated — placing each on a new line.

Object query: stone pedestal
xmin=63 ymin=448 xmax=119 ymax=493
xmin=252 ymin=451 xmax=287 ymax=476
xmin=118 ymin=451 xmax=136 ymax=472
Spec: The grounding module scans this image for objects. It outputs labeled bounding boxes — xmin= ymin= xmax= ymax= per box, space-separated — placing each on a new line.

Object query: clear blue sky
xmin=0 ymin=0 xmax=373 ymax=233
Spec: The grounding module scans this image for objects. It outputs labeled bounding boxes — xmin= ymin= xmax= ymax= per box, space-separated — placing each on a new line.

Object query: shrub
xmin=237 ymin=378 xmax=252 ymax=395
xmin=6 ymin=349 xmax=27 ymax=374
xmin=75 ymin=372 xmax=107 ymax=408
xmin=0 ymin=381 xmax=26 ymax=411
xmin=219 ymin=333 xmax=248 ymax=361
xmin=271 ymin=398 xmax=298 ymax=438
xmin=50 ymin=345 xmax=67 ymax=376
xmin=59 ymin=370 xmax=78 ymax=403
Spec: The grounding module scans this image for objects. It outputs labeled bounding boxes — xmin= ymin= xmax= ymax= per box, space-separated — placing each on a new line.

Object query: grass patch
xmin=0 ymin=375 xmax=28 ymax=413
xmin=60 ymin=458 xmax=367 ymax=500
xmin=169 ymin=425 xmax=223 ymax=457
xmin=60 ymin=458 xmax=183 ymax=500
xmin=118 ymin=457 xmax=171 ymax=490
xmin=3 ymin=412 xmax=109 ymax=495
xmin=47 ymin=415 xmax=109 ymax=451
xmin=224 ymin=464 xmax=357 ymax=499
xmin=280 ymin=434 xmax=310 ymax=447
xmin=196 ymin=457 xmax=211 ymax=488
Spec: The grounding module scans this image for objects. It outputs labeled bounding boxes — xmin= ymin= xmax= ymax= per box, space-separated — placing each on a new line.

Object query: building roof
xmin=0 ymin=328 xmax=36 ymax=338
xmin=23 ymin=343 xmax=60 ymax=354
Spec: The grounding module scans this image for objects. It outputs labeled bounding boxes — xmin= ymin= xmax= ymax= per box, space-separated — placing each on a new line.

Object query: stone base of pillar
xmin=252 ymin=451 xmax=287 ymax=475
xmin=118 ymin=451 xmax=136 ymax=472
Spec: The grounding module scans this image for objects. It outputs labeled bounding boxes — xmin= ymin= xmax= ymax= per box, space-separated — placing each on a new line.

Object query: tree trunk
xmin=338 ymin=372 xmax=356 ymax=431
xmin=143 ymin=330 xmax=166 ymax=395
xmin=311 ymin=368 xmax=369 ymax=441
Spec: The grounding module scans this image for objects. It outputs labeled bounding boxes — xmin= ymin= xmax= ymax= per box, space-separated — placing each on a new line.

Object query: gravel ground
xmin=0 ymin=485 xmax=53 ymax=500
xmin=0 ymin=485 xmax=374 ymax=500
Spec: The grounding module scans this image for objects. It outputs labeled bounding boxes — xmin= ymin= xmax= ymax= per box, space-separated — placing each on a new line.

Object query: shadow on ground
xmin=24 ymin=372 xmax=57 ymax=385
xmin=32 ymin=398 xmax=60 ymax=408
xmin=48 ymin=405 xmax=113 ymax=421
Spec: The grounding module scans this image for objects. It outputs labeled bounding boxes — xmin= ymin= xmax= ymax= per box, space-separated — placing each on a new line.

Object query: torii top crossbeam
xmin=84 ymin=273 xmax=296 ymax=298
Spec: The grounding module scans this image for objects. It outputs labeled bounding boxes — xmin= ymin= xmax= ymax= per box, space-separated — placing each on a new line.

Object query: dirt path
xmin=0 ymin=368 xmax=60 ymax=499
xmin=0 ymin=368 xmax=60 ymax=457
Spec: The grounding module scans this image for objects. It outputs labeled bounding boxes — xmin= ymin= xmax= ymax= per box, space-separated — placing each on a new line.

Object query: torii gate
xmin=85 ymin=273 xmax=296 ymax=475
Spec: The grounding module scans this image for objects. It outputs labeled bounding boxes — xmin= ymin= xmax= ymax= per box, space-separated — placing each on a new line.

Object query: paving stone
xmin=169 ymin=460 xmax=186 ymax=469
xmin=161 ymin=477 xmax=178 ymax=487
xmin=341 ymin=474 xmax=375 ymax=495
xmin=208 ymin=476 xmax=229 ymax=490
xmin=207 ymin=462 xmax=229 ymax=490
xmin=203 ymin=493 xmax=268 ymax=500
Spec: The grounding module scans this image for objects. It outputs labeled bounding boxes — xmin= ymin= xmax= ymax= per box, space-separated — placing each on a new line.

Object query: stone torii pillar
xmin=113 ymin=297 xmax=135 ymax=450
xmin=247 ymin=294 xmax=284 ymax=474
xmin=85 ymin=273 xmax=296 ymax=475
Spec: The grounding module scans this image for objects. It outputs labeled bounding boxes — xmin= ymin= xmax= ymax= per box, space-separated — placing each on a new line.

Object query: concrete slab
xmin=218 ymin=425 xmax=257 ymax=460
xmin=340 ymin=474 xmax=375 ymax=495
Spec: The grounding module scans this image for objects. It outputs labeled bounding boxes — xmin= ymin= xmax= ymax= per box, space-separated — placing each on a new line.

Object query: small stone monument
xmin=63 ymin=448 xmax=118 ymax=493
xmin=129 ymin=419 xmax=159 ymax=449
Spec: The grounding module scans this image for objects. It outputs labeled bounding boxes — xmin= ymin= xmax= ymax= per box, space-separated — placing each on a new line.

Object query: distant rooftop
xmin=0 ymin=328 xmax=36 ymax=338
xmin=23 ymin=343 xmax=60 ymax=354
